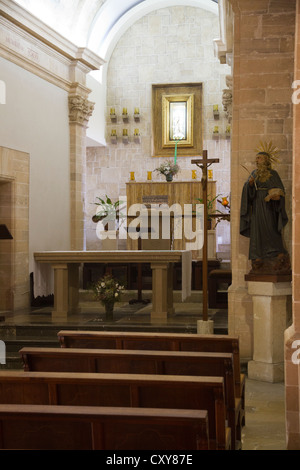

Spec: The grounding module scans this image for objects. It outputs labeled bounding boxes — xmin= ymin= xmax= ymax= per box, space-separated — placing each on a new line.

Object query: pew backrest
xmin=20 ymin=347 xmax=235 ymax=409
xmin=57 ymin=330 xmax=242 ymax=398
xmin=0 ymin=370 xmax=229 ymax=450
xmin=0 ymin=404 xmax=209 ymax=450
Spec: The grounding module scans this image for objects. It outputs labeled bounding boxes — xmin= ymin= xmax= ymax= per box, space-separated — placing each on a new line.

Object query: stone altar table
xmin=34 ymin=250 xmax=192 ymax=323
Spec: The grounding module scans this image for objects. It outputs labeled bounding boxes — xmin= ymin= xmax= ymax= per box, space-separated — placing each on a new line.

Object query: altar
xmin=34 ymin=250 xmax=192 ymax=323
xmin=126 ymin=180 xmax=216 ymax=259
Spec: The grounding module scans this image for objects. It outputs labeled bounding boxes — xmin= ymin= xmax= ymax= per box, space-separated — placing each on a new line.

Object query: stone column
xmin=68 ymin=87 xmax=94 ymax=251
xmin=247 ymin=281 xmax=292 ymax=382
xmin=285 ymin=0 xmax=300 ymax=451
xmin=227 ymin=0 xmax=294 ymax=360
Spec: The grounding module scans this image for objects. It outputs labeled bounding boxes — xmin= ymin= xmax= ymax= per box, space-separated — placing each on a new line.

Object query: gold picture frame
xmin=152 ymin=83 xmax=203 ymax=158
xmin=162 ymin=94 xmax=194 ymax=148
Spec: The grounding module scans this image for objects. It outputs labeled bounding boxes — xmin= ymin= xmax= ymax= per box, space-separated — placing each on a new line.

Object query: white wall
xmin=86 ymin=5 xmax=231 ymax=251
xmin=0 ymin=57 xmax=70 ymax=272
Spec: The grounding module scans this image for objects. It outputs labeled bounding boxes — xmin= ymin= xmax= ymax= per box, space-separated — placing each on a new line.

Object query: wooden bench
xmin=0 ymin=404 xmax=209 ymax=450
xmin=0 ymin=370 xmax=231 ymax=450
xmin=57 ymin=329 xmax=245 ymax=426
xmin=20 ymin=346 xmax=241 ymax=449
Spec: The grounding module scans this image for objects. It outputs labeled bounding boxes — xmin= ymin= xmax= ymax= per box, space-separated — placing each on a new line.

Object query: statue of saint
xmin=240 ymin=142 xmax=291 ymax=275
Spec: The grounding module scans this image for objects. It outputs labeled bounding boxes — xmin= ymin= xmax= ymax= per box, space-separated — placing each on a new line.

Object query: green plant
xmin=155 ymin=160 xmax=180 ymax=176
xmin=195 ymin=194 xmax=222 ymax=219
xmin=92 ymin=274 xmax=125 ymax=306
xmin=92 ymin=195 xmax=125 ymax=223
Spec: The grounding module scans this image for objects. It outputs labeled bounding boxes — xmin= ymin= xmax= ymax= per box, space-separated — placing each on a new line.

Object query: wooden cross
xmin=192 ymin=150 xmax=219 ymax=322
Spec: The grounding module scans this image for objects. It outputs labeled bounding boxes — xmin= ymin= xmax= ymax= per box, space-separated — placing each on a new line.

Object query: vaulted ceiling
xmin=14 ymin=0 xmax=219 ymax=60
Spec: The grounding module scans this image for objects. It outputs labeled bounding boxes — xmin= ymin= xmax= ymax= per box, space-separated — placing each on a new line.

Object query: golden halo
xmin=255 ymin=141 xmax=280 ymax=166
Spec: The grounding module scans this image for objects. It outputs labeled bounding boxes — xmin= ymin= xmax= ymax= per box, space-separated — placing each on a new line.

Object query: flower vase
xmin=104 ymin=301 xmax=114 ymax=320
xmin=165 ymin=173 xmax=173 ymax=182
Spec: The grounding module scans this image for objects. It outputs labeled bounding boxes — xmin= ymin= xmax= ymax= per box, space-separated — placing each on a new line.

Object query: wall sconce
xmin=122 ymin=128 xmax=129 ymax=143
xmin=225 ymin=125 xmax=231 ymax=139
xmin=133 ymin=128 xmax=141 ymax=143
xmin=122 ymin=108 xmax=129 ymax=122
xmin=111 ymin=129 xmax=117 ymax=144
xmin=110 ymin=107 xmax=117 ymax=122
xmin=134 ymin=107 xmax=140 ymax=122
xmin=213 ymin=126 xmax=220 ymax=140
xmin=213 ymin=104 xmax=219 ymax=119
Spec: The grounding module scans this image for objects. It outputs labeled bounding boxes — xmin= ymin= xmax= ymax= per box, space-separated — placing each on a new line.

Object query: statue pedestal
xmin=247 ymin=277 xmax=292 ymax=382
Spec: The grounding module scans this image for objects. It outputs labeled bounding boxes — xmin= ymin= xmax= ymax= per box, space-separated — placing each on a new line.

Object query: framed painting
xmin=152 ymin=83 xmax=203 ymax=158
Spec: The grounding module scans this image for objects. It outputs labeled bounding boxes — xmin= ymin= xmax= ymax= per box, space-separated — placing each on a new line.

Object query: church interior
xmin=0 ymin=0 xmax=299 ymax=451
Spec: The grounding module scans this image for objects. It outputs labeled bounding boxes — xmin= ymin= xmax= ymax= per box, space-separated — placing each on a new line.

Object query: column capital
xmin=68 ymin=94 xmax=95 ymax=127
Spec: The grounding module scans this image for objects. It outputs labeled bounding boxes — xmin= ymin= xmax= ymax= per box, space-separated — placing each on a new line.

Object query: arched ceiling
xmin=14 ymin=0 xmax=219 ymax=61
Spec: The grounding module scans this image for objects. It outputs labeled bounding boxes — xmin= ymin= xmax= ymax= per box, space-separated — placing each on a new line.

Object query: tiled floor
xmin=0 ymin=296 xmax=287 ymax=451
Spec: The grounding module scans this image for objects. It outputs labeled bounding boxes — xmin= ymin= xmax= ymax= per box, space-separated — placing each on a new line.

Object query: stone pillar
xmin=285 ymin=0 xmax=300 ymax=451
xmin=247 ymin=281 xmax=292 ymax=382
xmin=227 ymin=0 xmax=294 ymax=360
xmin=68 ymin=88 xmax=94 ymax=251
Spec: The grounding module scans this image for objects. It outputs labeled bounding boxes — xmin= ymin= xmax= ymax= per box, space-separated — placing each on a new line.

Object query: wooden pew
xmin=57 ymin=329 xmax=245 ymax=425
xmin=0 ymin=404 xmax=209 ymax=450
xmin=0 ymin=370 xmax=231 ymax=450
xmin=20 ymin=346 xmax=241 ymax=449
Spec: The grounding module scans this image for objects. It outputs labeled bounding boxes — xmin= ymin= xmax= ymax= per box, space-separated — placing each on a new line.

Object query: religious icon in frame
xmin=152 ymin=83 xmax=203 ymax=158
xmin=162 ymin=94 xmax=194 ymax=148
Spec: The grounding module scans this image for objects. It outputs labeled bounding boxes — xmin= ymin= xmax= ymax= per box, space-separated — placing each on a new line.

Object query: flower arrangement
xmin=93 ymin=274 xmax=125 ymax=307
xmin=155 ymin=160 xmax=180 ymax=177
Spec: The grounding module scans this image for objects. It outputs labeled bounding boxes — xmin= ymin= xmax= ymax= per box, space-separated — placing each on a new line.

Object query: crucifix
xmin=192 ymin=150 xmax=219 ymax=322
